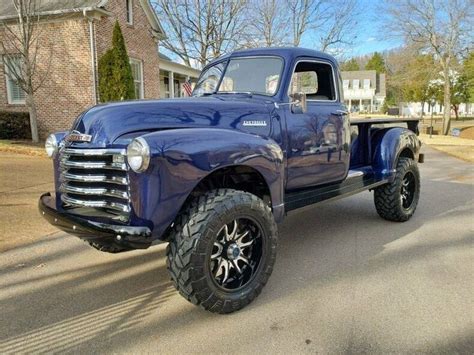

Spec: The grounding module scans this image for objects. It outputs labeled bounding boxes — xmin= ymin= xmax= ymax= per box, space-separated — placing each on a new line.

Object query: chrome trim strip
xmin=60 ymin=159 xmax=127 ymax=171
xmin=61 ymin=148 xmax=126 ymax=156
xmin=60 ymin=184 xmax=129 ymax=200
xmin=61 ymin=194 xmax=130 ymax=213
xmin=62 ymin=172 xmax=128 ymax=185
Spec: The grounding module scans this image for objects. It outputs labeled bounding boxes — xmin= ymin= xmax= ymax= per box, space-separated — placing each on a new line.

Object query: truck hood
xmin=69 ymin=96 xmax=276 ymax=147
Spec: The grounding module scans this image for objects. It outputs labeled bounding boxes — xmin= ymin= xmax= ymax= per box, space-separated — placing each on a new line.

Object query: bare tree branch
xmin=380 ymin=0 xmax=472 ymax=134
xmin=153 ymin=0 xmax=247 ymax=68
xmin=244 ymin=0 xmax=289 ymax=47
xmin=0 ymin=0 xmax=56 ymax=142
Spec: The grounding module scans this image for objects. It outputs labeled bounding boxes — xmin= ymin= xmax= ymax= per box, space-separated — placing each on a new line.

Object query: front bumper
xmin=39 ymin=193 xmax=152 ymax=250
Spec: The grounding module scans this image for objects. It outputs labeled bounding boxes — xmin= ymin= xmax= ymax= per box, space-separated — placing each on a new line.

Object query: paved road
xmin=0 ymin=147 xmax=473 ymax=354
xmin=0 ymin=153 xmax=55 ymax=251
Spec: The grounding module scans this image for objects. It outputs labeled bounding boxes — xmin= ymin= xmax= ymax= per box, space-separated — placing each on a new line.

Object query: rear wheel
xmin=166 ymin=189 xmax=278 ymax=313
xmin=374 ymin=157 xmax=420 ymax=222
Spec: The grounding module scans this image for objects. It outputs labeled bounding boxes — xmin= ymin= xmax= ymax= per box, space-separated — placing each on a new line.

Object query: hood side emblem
xmin=65 ymin=130 xmax=92 ymax=143
xmin=242 ymin=120 xmax=267 ymax=127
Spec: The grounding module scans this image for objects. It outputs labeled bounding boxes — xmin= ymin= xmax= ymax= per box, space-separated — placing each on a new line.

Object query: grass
xmin=419 ymin=134 xmax=474 ymax=163
xmin=0 ymin=139 xmax=46 ymax=157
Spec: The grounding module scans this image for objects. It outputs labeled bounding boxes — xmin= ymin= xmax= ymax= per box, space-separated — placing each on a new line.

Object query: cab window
xmin=289 ymin=61 xmax=336 ymax=101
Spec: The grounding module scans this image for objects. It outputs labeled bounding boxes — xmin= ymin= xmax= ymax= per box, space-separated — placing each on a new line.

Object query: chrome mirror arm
xmin=274 ymin=101 xmax=300 ymax=109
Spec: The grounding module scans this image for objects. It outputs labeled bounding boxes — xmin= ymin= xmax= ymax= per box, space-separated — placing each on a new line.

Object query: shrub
xmin=0 ymin=111 xmax=31 ymax=139
xmin=98 ymin=21 xmax=135 ymax=102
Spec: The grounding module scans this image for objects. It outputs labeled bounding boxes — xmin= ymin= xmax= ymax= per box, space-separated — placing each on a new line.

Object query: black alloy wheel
xmin=166 ymin=189 xmax=278 ymax=313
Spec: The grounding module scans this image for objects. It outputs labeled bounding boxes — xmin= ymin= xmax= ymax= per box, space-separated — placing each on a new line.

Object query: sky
xmin=348 ymin=0 xmax=403 ymax=56
xmin=297 ymin=0 xmax=403 ymax=58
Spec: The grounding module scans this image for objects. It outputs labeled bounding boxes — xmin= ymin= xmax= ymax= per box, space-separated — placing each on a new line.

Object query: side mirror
xmin=290 ymin=92 xmax=307 ymax=114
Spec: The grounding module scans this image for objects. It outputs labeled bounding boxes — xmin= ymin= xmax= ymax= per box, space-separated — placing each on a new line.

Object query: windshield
xmin=193 ymin=57 xmax=283 ymax=97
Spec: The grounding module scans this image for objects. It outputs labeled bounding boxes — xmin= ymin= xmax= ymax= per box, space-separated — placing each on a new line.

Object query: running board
xmin=284 ymin=169 xmax=388 ymax=212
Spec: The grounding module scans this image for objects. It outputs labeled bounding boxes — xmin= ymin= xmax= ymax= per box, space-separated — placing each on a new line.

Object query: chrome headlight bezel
xmin=45 ymin=134 xmax=58 ymax=158
xmin=126 ymin=137 xmax=150 ymax=173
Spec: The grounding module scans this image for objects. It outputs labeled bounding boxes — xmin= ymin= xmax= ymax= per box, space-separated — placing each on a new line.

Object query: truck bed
xmin=350 ymin=117 xmax=420 ymax=135
xmin=349 ymin=117 xmax=420 ymax=125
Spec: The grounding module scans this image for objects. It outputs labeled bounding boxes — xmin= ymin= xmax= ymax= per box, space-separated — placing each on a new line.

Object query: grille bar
xmin=61 ymin=172 xmax=128 ymax=185
xmin=60 ymin=184 xmax=129 ymax=199
xmin=61 ymin=194 xmax=131 ymax=213
xmin=59 ymin=148 xmax=130 ymax=219
xmin=62 ymin=148 xmax=126 ymax=156
xmin=60 ymin=159 xmax=127 ymax=171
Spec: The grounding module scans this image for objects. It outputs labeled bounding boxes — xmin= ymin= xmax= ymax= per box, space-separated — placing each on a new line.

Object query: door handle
xmin=332 ymin=110 xmax=349 ymax=116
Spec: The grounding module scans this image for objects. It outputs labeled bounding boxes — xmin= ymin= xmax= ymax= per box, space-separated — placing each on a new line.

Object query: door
xmin=285 ymin=59 xmax=350 ymax=190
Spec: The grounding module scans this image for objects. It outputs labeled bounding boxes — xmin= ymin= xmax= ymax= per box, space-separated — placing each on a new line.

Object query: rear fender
xmin=371 ymin=127 xmax=421 ymax=181
xmin=128 ymin=128 xmax=284 ymax=240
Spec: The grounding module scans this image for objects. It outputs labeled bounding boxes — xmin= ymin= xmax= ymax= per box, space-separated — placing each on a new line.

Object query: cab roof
xmin=206 ymin=47 xmax=338 ymax=69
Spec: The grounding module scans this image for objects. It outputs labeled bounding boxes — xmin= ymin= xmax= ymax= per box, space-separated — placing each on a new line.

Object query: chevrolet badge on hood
xmin=65 ymin=130 xmax=92 ymax=143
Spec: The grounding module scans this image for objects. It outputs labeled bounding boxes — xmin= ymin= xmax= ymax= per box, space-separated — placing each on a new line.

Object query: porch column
xmin=359 ymin=99 xmax=362 ymax=112
xmin=169 ymin=71 xmax=175 ymax=98
xmin=370 ymin=98 xmax=373 ymax=113
xmin=348 ymin=99 xmax=352 ymax=112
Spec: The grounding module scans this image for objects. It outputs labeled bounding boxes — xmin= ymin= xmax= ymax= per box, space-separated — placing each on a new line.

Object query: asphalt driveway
xmin=0 ymin=147 xmax=473 ymax=353
xmin=0 ymin=153 xmax=55 ymax=252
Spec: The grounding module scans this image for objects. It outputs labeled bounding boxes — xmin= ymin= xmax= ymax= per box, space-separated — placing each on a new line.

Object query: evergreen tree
xmin=98 ymin=21 xmax=135 ymax=102
xmin=365 ymin=52 xmax=386 ymax=73
xmin=341 ymin=58 xmax=360 ymax=71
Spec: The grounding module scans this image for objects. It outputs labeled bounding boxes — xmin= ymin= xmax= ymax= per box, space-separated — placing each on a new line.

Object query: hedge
xmin=0 ymin=111 xmax=31 ymax=139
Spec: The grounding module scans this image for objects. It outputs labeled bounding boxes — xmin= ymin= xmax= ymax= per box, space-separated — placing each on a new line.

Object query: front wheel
xmin=166 ymin=189 xmax=278 ymax=313
xmin=374 ymin=157 xmax=420 ymax=222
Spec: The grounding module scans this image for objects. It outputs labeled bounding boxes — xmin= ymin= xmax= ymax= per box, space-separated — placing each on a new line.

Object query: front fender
xmin=128 ymin=128 xmax=284 ymax=240
xmin=371 ymin=127 xmax=421 ymax=181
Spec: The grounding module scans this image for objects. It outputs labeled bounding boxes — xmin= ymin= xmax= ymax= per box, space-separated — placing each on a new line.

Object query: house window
xmin=3 ymin=56 xmax=26 ymax=104
xmin=363 ymin=79 xmax=371 ymax=89
xmin=126 ymin=0 xmax=133 ymax=24
xmin=343 ymin=80 xmax=349 ymax=90
xmin=129 ymin=58 xmax=143 ymax=99
xmin=353 ymin=79 xmax=359 ymax=89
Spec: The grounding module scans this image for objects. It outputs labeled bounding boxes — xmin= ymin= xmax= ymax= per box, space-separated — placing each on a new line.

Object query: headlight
xmin=126 ymin=137 xmax=150 ymax=173
xmin=45 ymin=134 xmax=58 ymax=158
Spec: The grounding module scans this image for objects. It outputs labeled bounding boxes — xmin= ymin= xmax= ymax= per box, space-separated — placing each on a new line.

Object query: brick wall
xmin=0 ymin=18 xmax=94 ymax=138
xmin=0 ymin=0 xmax=161 ymax=139
xmin=95 ymin=0 xmax=161 ymax=100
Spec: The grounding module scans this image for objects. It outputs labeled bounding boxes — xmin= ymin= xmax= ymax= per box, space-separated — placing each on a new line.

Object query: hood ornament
xmin=65 ymin=130 xmax=92 ymax=143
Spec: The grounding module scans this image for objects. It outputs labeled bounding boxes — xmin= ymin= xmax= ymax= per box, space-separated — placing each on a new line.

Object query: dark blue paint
xmin=371 ymin=127 xmax=421 ymax=180
xmin=129 ymin=128 xmax=284 ymax=238
xmin=46 ymin=47 xmax=421 ymax=244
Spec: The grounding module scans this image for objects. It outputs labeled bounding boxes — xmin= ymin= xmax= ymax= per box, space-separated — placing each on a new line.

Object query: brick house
xmin=0 ymin=0 xmax=166 ymax=138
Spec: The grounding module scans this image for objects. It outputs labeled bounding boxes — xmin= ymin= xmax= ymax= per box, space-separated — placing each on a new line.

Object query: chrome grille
xmin=59 ymin=148 xmax=130 ymax=220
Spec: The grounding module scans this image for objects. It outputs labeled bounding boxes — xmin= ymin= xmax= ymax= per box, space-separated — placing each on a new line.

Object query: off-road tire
xmin=374 ymin=157 xmax=420 ymax=222
xmin=166 ymin=189 xmax=278 ymax=314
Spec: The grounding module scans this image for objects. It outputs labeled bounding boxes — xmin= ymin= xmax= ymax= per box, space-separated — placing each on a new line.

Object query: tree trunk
xmin=442 ymin=63 xmax=451 ymax=135
xmin=453 ymin=105 xmax=459 ymax=120
xmin=25 ymin=92 xmax=39 ymax=143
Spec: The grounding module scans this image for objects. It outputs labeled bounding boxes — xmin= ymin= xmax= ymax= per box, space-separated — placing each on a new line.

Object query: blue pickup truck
xmin=39 ymin=48 xmax=423 ymax=313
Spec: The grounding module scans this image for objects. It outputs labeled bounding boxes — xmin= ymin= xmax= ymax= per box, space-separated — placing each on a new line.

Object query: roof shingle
xmin=0 ymin=0 xmax=105 ymax=18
